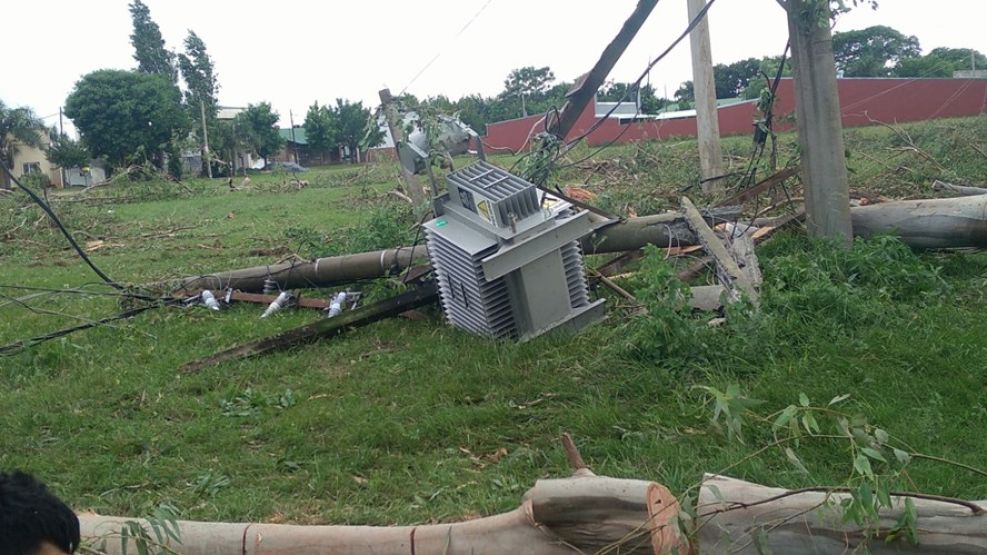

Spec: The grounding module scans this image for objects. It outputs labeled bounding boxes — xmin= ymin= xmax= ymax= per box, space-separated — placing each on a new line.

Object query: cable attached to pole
xmin=1 ymin=162 xmax=124 ymax=290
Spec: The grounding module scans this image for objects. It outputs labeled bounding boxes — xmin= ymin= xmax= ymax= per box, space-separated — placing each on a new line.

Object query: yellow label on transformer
xmin=476 ymin=199 xmax=494 ymax=225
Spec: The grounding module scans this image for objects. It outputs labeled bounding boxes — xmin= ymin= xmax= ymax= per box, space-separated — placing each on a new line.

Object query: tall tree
xmin=234 ymin=102 xmax=283 ymax=161
xmin=0 ymin=100 xmax=46 ymax=186
xmin=502 ymin=66 xmax=555 ymax=117
xmin=303 ymin=102 xmax=338 ymax=153
xmin=177 ymin=31 xmax=219 ymax=117
xmin=832 ymin=25 xmax=921 ymax=77
xmin=129 ymin=0 xmax=176 ymax=82
xmin=65 ymin=70 xmax=188 ymax=167
xmin=895 ymin=47 xmax=987 ymax=77
xmin=778 ymin=0 xmax=853 ymax=244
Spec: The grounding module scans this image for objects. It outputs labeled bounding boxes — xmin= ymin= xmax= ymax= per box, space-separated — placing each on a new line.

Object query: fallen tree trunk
xmin=80 ymin=473 xmax=686 ymax=555
xmin=79 ymin=472 xmax=987 ymax=554
xmin=697 ymin=474 xmax=987 ymax=554
xmin=932 ymin=179 xmax=987 ymax=197
xmin=175 ymin=197 xmax=987 ymax=293
xmin=851 ymin=195 xmax=987 ymax=249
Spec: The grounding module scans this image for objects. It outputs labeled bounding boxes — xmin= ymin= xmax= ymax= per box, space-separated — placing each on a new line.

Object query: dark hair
xmin=0 ymin=471 xmax=80 ymax=555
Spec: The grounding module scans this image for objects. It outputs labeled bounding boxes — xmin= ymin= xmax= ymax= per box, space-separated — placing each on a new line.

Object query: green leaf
xmin=874 ymin=428 xmax=889 ymax=445
xmin=854 ymin=454 xmax=874 ymax=478
xmin=861 ymin=447 xmax=887 ymax=463
xmin=799 ymin=393 xmax=810 ymax=407
xmin=772 ymin=405 xmax=797 ymax=429
xmin=707 ymin=484 xmax=726 ymax=506
xmin=893 ymin=448 xmax=912 ymax=465
xmin=828 ymin=393 xmax=851 ymax=406
xmin=785 ymin=447 xmax=810 ymax=474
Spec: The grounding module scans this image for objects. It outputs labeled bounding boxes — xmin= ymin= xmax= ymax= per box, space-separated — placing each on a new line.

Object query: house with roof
xmin=2 ymin=130 xmax=64 ymax=188
xmin=274 ymin=127 xmax=339 ymax=166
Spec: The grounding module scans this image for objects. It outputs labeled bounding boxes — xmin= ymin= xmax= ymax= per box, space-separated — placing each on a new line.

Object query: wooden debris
xmin=181 ymin=282 xmax=439 ymax=372
xmin=716 ymin=166 xmax=799 ymax=207
xmin=681 ymin=197 xmax=759 ymax=306
xmin=932 ymin=179 xmax=987 ymax=197
xmin=698 ymin=474 xmax=987 ymax=554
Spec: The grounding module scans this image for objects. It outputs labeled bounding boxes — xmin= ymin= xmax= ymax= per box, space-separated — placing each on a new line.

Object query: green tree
xmin=47 ymin=134 xmax=90 ymax=169
xmin=0 ymin=100 xmax=46 ymax=186
xmin=832 ymin=25 xmax=921 ymax=77
xmin=303 ymin=101 xmax=337 ymax=154
xmin=334 ymin=99 xmax=375 ymax=161
xmin=502 ymin=66 xmax=555 ymax=117
xmin=177 ymin=31 xmax=219 ymax=119
xmin=895 ymin=47 xmax=987 ymax=77
xmin=234 ymin=102 xmax=283 ymax=161
xmin=128 ymin=0 xmax=176 ymax=82
xmin=714 ymin=58 xmax=762 ymax=98
xmin=598 ymin=82 xmax=666 ymax=114
xmin=65 ymin=70 xmax=188 ymax=167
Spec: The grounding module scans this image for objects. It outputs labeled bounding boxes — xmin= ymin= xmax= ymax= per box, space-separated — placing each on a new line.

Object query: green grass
xmin=1 ymin=117 xmax=986 ymax=525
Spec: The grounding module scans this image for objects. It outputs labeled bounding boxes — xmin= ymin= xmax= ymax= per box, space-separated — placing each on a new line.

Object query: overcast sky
xmin=3 ymin=0 xmax=985 ymax=136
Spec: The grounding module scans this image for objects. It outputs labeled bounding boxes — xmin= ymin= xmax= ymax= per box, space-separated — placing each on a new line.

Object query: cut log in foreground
xmin=79 ymin=472 xmax=987 ymax=554
xmin=697 ymin=474 xmax=987 ymax=554
xmin=80 ymin=464 xmax=687 ymax=555
xmin=175 ymin=196 xmax=987 ymax=293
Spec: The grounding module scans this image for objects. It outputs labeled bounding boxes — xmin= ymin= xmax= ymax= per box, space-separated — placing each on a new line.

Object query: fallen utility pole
xmin=550 ymin=0 xmax=659 ymax=139
xmin=175 ymin=196 xmax=987 ymax=293
xmin=176 ymin=208 xmax=740 ymax=292
xmin=181 ymin=282 xmax=438 ymax=372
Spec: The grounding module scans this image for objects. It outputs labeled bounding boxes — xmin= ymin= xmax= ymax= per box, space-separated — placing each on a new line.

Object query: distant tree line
xmin=60 ymin=0 xmax=382 ymax=178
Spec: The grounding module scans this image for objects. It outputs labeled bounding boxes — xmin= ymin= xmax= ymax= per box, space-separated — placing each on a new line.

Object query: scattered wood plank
xmin=182 ymin=282 xmax=439 ymax=372
xmin=720 ymin=223 xmax=762 ymax=288
xmin=681 ymin=197 xmax=759 ymax=306
xmin=932 ymin=179 xmax=987 ymax=197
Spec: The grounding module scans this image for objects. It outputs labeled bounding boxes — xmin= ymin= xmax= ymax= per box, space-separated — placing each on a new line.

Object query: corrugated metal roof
xmin=278 ymin=127 xmax=308 ymax=145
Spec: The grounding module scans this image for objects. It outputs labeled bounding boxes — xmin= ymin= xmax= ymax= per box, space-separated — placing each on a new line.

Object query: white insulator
xmin=201 ymin=290 xmax=221 ymax=311
xmin=261 ymin=291 xmax=292 ymax=319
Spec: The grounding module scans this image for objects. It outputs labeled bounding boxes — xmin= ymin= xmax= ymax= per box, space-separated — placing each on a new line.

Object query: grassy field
xmin=1 ymin=117 xmax=986 ymax=526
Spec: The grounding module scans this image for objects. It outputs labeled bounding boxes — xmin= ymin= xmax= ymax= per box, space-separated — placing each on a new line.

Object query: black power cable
xmin=0 ymin=163 xmax=123 ymax=290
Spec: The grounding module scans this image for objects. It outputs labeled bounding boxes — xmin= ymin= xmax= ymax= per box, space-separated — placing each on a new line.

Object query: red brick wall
xmin=482 ymin=78 xmax=987 ymax=153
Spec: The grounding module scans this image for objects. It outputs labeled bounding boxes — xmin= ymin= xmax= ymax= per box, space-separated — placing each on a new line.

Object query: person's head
xmin=0 ymin=471 xmax=79 ymax=555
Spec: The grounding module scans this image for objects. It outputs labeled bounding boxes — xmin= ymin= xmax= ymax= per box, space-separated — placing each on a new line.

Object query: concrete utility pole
xmin=783 ymin=0 xmax=852 ymax=244
xmin=58 ymin=107 xmax=66 ymax=189
xmin=200 ymin=100 xmax=213 ymax=179
xmin=379 ymin=88 xmax=426 ymax=205
xmin=550 ymin=0 xmax=659 ymax=140
xmin=687 ymin=0 xmax=724 ymax=193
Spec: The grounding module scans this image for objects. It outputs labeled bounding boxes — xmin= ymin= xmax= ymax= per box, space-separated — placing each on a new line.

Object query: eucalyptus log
xmin=851 ymin=196 xmax=987 ymax=249
xmin=80 ymin=474 xmax=687 ymax=555
xmin=932 ymin=180 xmax=987 ymax=197
xmin=697 ymin=474 xmax=987 ymax=554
